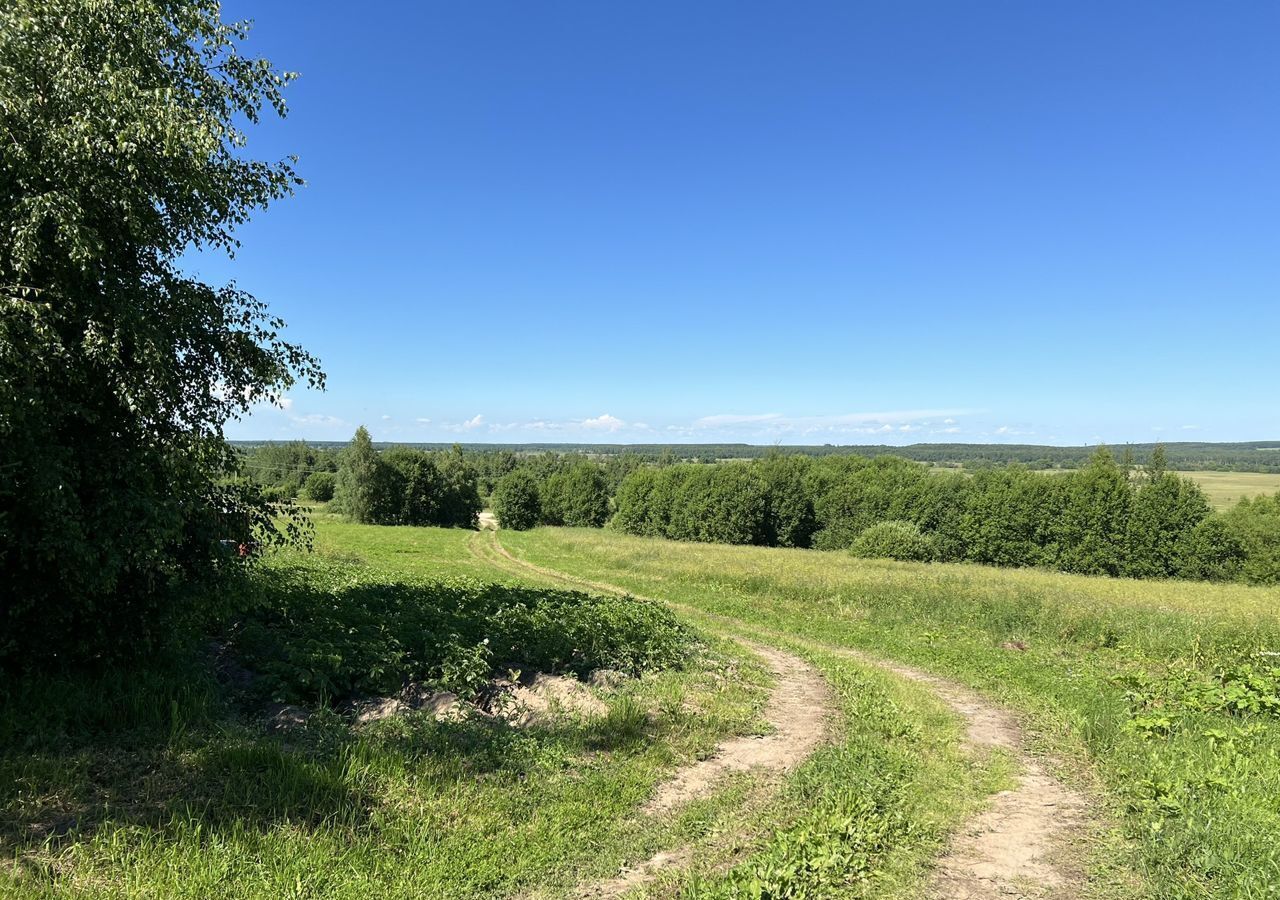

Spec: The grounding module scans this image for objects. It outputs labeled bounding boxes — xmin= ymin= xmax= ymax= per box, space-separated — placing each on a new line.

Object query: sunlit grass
xmin=502 ymin=527 xmax=1280 ymax=898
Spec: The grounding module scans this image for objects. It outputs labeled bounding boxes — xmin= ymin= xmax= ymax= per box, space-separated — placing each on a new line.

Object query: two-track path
xmin=473 ymin=530 xmax=1091 ymax=898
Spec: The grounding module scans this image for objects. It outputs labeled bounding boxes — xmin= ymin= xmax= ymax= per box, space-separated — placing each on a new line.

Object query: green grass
xmin=1 ymin=518 xmax=1017 ymax=899
xmin=0 ymin=523 xmax=774 ymax=899
xmin=499 ymin=527 xmax=1280 ymax=898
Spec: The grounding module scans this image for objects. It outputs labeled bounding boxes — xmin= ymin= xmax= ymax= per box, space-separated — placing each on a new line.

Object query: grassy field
xmin=0 ymin=524 xmax=779 ymax=899
xmin=1176 ymin=470 xmax=1280 ymax=510
xmin=8 ymin=518 xmax=1277 ymax=897
xmin=0 ymin=520 xmax=1009 ymax=899
xmin=499 ymin=527 xmax=1280 ymax=898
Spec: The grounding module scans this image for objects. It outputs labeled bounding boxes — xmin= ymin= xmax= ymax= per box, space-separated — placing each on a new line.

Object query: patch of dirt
xmin=840 ymin=650 xmax=1089 ymax=899
xmin=643 ymin=644 xmax=830 ymax=815
xmin=477 ymin=510 xmax=498 ymax=530
xmin=500 ymin=672 xmax=608 ymax=727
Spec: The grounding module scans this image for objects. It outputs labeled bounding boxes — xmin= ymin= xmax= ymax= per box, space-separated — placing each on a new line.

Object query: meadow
xmin=6 ymin=514 xmax=1278 ymax=897
xmin=1178 ymin=470 xmax=1280 ymax=510
xmin=1 ymin=520 xmax=1008 ymax=899
xmin=498 ymin=527 xmax=1280 ymax=898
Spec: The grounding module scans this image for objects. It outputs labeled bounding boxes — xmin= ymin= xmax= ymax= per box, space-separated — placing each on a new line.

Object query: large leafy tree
xmin=0 ymin=1 xmax=322 ymax=665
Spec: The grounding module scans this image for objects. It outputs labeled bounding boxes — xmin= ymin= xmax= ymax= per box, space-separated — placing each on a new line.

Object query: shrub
xmin=1176 ymin=518 xmax=1246 ymax=582
xmin=303 ymin=472 xmax=337 ymax=502
xmin=1222 ymin=493 xmax=1280 ymax=585
xmin=232 ymin=558 xmax=694 ymax=703
xmin=540 ymin=461 xmax=610 ymax=527
xmin=849 ymin=520 xmax=937 ymax=562
xmin=493 ymin=470 xmax=542 ymax=531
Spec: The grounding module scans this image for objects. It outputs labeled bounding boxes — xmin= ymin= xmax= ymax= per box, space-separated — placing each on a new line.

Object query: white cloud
xmin=381 ymin=414 xmax=392 ymax=421
xmin=1181 ymin=424 xmax=1201 ymax=431
xmin=694 ymin=413 xmax=784 ymax=428
xmin=581 ymin=413 xmax=626 ymax=432
xmin=415 ymin=417 xmax=432 ymax=424
xmin=278 ymin=397 xmax=294 ymax=411
xmin=692 ymin=409 xmax=977 ymax=436
xmin=290 ymin=413 xmax=348 ymax=427
xmin=943 ymin=418 xmax=956 ymax=425
xmin=461 ymin=414 xmax=484 ymax=430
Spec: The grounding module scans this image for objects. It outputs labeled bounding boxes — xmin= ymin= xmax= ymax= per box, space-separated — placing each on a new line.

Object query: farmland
xmin=1178 ymin=471 xmax=1280 ymax=510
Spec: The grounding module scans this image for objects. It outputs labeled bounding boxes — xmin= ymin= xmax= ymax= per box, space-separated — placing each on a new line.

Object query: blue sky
xmin=204 ymin=1 xmax=1280 ymax=446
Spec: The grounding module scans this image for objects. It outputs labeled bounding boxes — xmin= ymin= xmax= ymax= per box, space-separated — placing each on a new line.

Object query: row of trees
xmin=332 ymin=428 xmax=482 ymax=528
xmin=302 ymin=431 xmax=1280 ymax=587
xmin=491 ymin=460 xmax=612 ymax=529
xmin=612 ymin=449 xmax=1274 ymax=583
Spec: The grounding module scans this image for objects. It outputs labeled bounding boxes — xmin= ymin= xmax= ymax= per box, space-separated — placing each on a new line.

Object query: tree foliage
xmin=492 ymin=470 xmax=542 ymax=531
xmin=0 ymin=0 xmax=322 ymax=665
xmin=610 ymin=447 xmax=1264 ymax=584
xmin=849 ymin=520 xmax=937 ymax=562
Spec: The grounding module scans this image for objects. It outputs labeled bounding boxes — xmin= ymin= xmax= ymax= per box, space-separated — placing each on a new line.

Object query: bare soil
xmin=583 ymin=643 xmax=833 ymax=898
xmin=840 ymin=650 xmax=1089 ymax=899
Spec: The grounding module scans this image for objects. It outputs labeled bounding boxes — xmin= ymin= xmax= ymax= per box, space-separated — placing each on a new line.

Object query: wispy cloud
xmin=691 ymin=409 xmax=979 ymax=436
xmin=580 ymin=413 xmax=626 ymax=432
xmin=290 ymin=413 xmax=348 ymax=427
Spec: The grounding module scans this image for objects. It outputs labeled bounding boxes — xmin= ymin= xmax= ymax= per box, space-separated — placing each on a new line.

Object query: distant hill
xmin=229 ymin=440 xmax=1280 ymax=473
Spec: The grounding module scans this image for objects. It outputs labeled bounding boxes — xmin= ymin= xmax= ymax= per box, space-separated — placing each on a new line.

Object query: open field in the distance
xmin=1177 ymin=470 xmax=1280 ymax=509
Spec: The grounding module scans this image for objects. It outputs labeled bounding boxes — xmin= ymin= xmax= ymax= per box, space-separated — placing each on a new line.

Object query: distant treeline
xmin=611 ymin=450 xmax=1280 ymax=584
xmin=237 ymin=434 xmax=1280 ymax=585
xmin=232 ymin=439 xmax=1280 ymax=473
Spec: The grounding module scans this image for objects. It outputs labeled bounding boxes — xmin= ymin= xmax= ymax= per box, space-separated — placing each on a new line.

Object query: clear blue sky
xmin=203 ymin=1 xmax=1280 ymax=446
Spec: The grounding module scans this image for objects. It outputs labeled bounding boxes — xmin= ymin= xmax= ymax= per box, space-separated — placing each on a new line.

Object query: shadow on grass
xmin=0 ymin=671 xmax=654 ymax=861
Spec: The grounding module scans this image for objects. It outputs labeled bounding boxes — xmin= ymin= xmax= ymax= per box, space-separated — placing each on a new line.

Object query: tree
xmin=541 ymin=461 xmax=610 ymax=527
xmin=382 ymin=447 xmax=442 ymax=526
xmin=1051 ymin=449 xmax=1133 ymax=575
xmin=433 ymin=445 xmax=482 ymax=528
xmin=760 ymin=454 xmax=816 ymax=548
xmin=1124 ymin=472 xmax=1210 ymax=578
xmin=0 ymin=0 xmax=322 ymax=665
xmin=302 ymin=472 xmax=336 ymax=502
xmin=1221 ymin=493 xmax=1280 ymax=585
xmin=492 ymin=470 xmax=542 ymax=531
xmin=1176 ymin=518 xmax=1246 ymax=581
xmin=334 ymin=428 xmax=398 ymax=524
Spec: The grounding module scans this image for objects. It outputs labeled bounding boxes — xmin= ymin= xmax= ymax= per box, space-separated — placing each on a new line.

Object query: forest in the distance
xmin=232 ymin=439 xmax=1280 ymax=472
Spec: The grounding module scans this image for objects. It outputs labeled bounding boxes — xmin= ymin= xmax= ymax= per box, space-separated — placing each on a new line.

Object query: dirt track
xmin=477 ymin=531 xmax=1091 ymax=898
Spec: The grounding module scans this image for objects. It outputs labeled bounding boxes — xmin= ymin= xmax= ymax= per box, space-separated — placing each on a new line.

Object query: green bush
xmin=493 ymin=470 xmax=541 ymax=530
xmin=232 ymin=558 xmax=693 ymax=704
xmin=1222 ymin=493 xmax=1280 ymax=585
xmin=303 ymin=471 xmax=336 ymax=502
xmin=540 ymin=461 xmax=610 ymax=527
xmin=849 ymin=520 xmax=937 ymax=562
xmin=1176 ymin=518 xmax=1246 ymax=582
xmin=333 ymin=431 xmax=481 ymax=528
